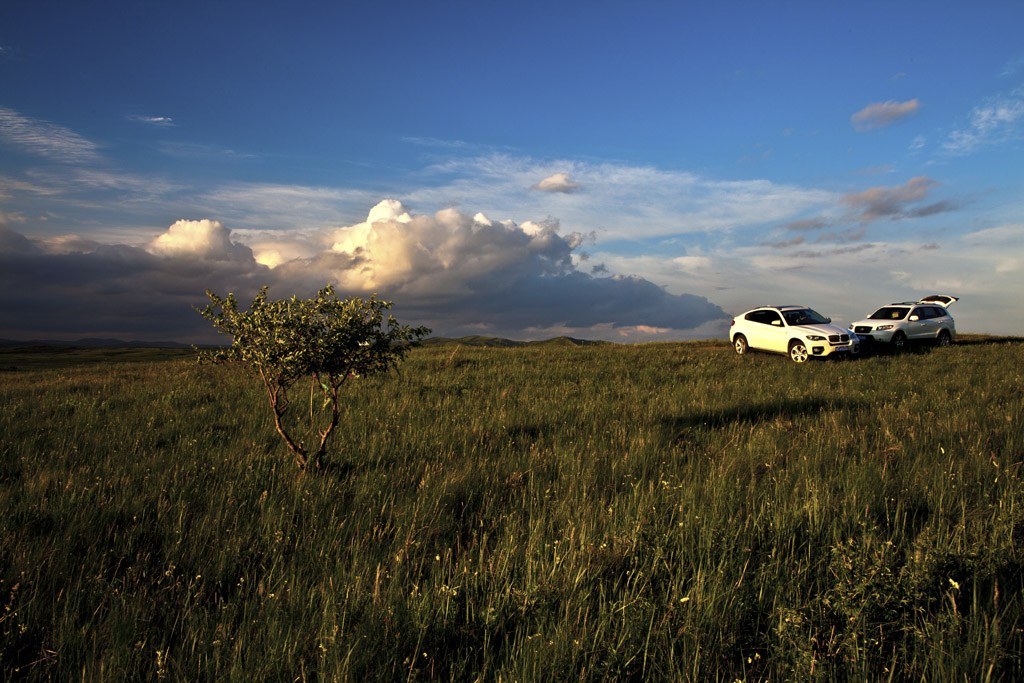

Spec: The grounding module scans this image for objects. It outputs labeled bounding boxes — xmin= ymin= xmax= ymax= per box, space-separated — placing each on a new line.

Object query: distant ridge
xmin=419 ymin=335 xmax=609 ymax=348
xmin=0 ymin=335 xmax=608 ymax=349
xmin=0 ymin=337 xmax=194 ymax=349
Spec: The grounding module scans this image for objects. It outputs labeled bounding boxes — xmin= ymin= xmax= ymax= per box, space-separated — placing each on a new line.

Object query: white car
xmin=730 ymin=305 xmax=860 ymax=363
xmin=848 ymin=295 xmax=958 ymax=350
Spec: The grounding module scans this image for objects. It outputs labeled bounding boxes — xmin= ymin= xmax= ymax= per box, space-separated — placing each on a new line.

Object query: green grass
xmin=1 ymin=337 xmax=1023 ymax=681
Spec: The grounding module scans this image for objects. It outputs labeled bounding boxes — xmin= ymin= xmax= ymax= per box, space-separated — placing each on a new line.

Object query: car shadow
xmin=661 ymin=397 xmax=868 ymax=448
xmin=855 ymin=334 xmax=1024 ymax=356
xmin=950 ymin=335 xmax=1024 ymax=347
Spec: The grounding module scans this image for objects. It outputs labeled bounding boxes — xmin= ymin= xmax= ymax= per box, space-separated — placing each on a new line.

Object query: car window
xmin=869 ymin=307 xmax=909 ymax=320
xmin=746 ymin=310 xmax=782 ymax=326
xmin=782 ymin=309 xmax=829 ymax=326
xmin=929 ymin=307 xmax=947 ymax=318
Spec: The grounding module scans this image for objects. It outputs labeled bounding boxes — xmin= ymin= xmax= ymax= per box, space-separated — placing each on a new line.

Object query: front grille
xmin=828 ymin=334 xmax=850 ymax=344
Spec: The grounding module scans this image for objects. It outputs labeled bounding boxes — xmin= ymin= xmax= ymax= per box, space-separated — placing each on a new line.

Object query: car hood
xmin=797 ymin=324 xmax=851 ymax=337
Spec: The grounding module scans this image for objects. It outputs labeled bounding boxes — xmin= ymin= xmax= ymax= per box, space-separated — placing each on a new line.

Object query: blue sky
xmin=1 ymin=0 xmax=1022 ymax=342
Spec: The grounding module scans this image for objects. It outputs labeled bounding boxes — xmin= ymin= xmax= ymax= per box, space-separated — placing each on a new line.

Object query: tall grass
xmin=1 ymin=338 xmax=1022 ymax=681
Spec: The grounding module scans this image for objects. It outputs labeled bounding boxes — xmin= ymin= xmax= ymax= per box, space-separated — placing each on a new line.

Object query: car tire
xmin=891 ymin=332 xmax=907 ymax=352
xmin=937 ymin=330 xmax=952 ymax=347
xmin=789 ymin=340 xmax=809 ymax=363
xmin=734 ymin=335 xmax=748 ymax=355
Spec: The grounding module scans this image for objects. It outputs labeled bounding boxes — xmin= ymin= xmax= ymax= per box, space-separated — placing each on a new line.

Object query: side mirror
xmin=909 ymin=315 xmax=919 ymax=321
xmin=772 ymin=319 xmax=782 ymax=326
xmin=825 ymin=317 xmax=832 ymax=323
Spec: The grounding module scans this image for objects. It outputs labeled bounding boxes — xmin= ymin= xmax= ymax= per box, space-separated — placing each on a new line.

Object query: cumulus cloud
xmin=851 ymin=99 xmax=920 ymax=131
xmin=146 ymin=219 xmax=254 ymax=261
xmin=0 ymin=202 xmax=729 ymax=343
xmin=0 ymin=106 xmax=102 ymax=164
xmin=531 ymin=173 xmax=582 ymax=193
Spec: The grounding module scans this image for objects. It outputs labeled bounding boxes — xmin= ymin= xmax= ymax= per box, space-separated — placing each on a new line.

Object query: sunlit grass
xmin=1 ymin=338 xmax=1022 ymax=680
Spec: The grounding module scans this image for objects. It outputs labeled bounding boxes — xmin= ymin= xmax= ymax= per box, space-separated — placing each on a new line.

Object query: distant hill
xmin=0 ymin=335 xmax=608 ymax=350
xmin=0 ymin=337 xmax=195 ymax=349
xmin=419 ymin=335 xmax=609 ymax=348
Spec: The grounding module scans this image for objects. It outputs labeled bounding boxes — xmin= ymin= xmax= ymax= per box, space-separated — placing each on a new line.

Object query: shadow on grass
xmin=858 ymin=334 xmax=1024 ymax=356
xmin=661 ymin=397 xmax=868 ymax=448
xmin=949 ymin=334 xmax=1024 ymax=346
xmin=317 ymin=460 xmax=358 ymax=481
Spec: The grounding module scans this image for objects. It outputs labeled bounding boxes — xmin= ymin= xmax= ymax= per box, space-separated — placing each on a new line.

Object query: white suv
xmin=848 ymin=295 xmax=957 ymax=350
xmin=730 ymin=305 xmax=860 ymax=363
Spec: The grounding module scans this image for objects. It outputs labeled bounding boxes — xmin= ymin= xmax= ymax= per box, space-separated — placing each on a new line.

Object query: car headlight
xmin=875 ymin=325 xmax=893 ymax=331
xmin=805 ymin=335 xmax=826 ymax=341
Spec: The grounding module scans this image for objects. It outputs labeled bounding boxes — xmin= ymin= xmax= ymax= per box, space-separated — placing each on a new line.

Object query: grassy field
xmin=1 ymin=336 xmax=1022 ymax=681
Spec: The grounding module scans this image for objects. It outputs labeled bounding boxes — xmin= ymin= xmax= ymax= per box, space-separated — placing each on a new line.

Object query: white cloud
xmin=130 ymin=115 xmax=175 ymax=127
xmin=413 ymin=155 xmax=831 ymax=241
xmin=146 ymin=219 xmax=253 ymax=261
xmin=0 ymin=106 xmax=102 ymax=164
xmin=194 ymin=183 xmax=376 ymax=231
xmin=531 ymin=173 xmax=582 ymax=193
xmin=965 ymin=223 xmax=1024 ymax=245
xmin=942 ymin=88 xmax=1024 ymax=155
xmin=323 ymin=200 xmax=582 ymax=293
xmin=1000 ymin=55 xmax=1024 ymax=78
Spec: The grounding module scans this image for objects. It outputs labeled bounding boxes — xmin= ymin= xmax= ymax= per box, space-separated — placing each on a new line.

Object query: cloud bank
xmin=0 ymin=202 xmax=728 ymax=343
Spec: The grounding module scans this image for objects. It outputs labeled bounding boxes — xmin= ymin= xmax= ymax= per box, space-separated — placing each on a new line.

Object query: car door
xmin=758 ymin=310 xmax=789 ymax=353
xmin=925 ymin=306 xmax=948 ymax=338
xmin=906 ymin=305 xmax=934 ymax=340
xmin=744 ymin=310 xmax=785 ymax=352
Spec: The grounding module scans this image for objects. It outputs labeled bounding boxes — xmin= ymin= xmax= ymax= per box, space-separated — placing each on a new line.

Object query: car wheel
xmin=937 ymin=330 xmax=951 ymax=347
xmin=891 ymin=332 xmax=907 ymax=352
xmin=734 ymin=334 xmax=748 ymax=355
xmin=789 ymin=340 xmax=809 ymax=363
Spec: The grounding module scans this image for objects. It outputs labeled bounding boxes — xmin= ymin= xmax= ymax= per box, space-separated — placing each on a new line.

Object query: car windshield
xmin=868 ymin=306 xmax=909 ymax=321
xmin=781 ymin=309 xmax=830 ymax=326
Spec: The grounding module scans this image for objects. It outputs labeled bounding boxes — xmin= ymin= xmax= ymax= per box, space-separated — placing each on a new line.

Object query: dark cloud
xmin=762 ymin=235 xmax=805 ymax=249
xmin=841 ymin=176 xmax=954 ymax=222
xmin=908 ymin=200 xmax=959 ymax=218
xmin=783 ymin=217 xmax=831 ymax=231
xmin=0 ymin=243 xmax=268 ymax=343
xmin=815 ymin=228 xmax=865 ymax=243
xmin=851 ymin=99 xmax=920 ymax=132
xmin=791 ymin=244 xmax=875 ymax=259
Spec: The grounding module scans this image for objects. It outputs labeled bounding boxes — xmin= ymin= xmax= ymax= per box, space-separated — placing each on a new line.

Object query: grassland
xmin=1 ymin=336 xmax=1022 ymax=681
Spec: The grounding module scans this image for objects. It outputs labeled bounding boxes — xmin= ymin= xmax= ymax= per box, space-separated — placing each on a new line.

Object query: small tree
xmin=197 ymin=284 xmax=430 ymax=470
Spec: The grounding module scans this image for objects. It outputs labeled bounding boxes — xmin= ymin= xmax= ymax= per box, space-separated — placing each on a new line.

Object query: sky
xmin=1 ymin=0 xmax=1023 ymax=344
